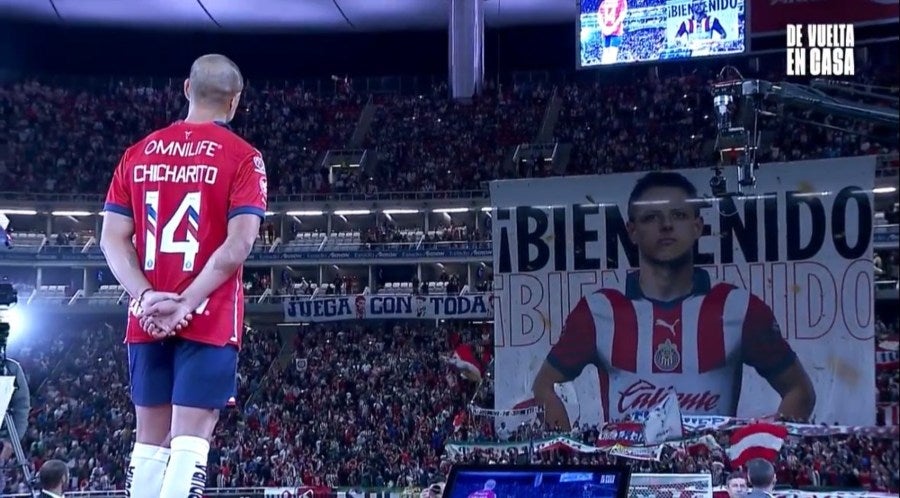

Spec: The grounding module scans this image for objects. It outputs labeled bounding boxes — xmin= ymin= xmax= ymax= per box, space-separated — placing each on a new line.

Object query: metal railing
xmin=0 ymin=154 xmax=894 ymax=208
xmin=0 ymin=189 xmax=489 ymax=207
xmin=281 ymin=239 xmax=491 ymax=252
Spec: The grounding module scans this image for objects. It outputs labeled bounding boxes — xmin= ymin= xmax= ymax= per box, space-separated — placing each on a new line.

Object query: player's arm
xmin=100 ymin=212 xmax=154 ymax=299
xmin=711 ymin=18 xmax=726 ymax=38
xmin=100 ymin=151 xmax=158 ymax=301
xmin=533 ymin=297 xmax=601 ymax=431
xmin=177 ymin=150 xmax=266 ymax=313
xmin=741 ymin=295 xmax=816 ymax=421
xmin=179 ymin=214 xmax=260 ymax=312
xmin=614 ymin=0 xmax=627 ymax=27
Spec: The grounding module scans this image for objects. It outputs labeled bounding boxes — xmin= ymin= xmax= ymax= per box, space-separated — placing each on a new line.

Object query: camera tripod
xmin=0 ymin=320 xmax=37 ymax=497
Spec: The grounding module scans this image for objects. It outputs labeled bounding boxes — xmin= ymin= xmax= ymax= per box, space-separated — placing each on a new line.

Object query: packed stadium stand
xmin=2 ymin=317 xmax=897 ymax=493
xmin=0 ymin=19 xmax=898 ymax=498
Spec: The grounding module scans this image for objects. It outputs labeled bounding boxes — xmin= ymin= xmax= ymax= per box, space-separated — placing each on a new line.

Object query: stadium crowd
xmin=3 ymin=43 xmax=895 ymax=200
xmin=0 ymin=38 xmax=897 ymax=497
xmin=1 ymin=313 xmax=896 ymax=493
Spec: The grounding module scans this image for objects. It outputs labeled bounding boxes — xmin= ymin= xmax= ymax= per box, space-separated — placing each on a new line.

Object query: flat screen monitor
xmin=445 ymin=464 xmax=631 ymax=498
xmin=578 ymin=0 xmax=748 ymax=68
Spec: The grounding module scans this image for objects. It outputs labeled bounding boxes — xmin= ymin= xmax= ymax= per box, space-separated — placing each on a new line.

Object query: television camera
xmin=710 ymin=66 xmax=899 ymax=197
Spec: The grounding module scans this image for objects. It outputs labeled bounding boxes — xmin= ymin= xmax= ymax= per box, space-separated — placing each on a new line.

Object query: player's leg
xmin=159 ymin=340 xmax=238 ymax=498
xmin=127 ymin=341 xmax=176 ymax=498
xmin=602 ymin=35 xmax=621 ymax=64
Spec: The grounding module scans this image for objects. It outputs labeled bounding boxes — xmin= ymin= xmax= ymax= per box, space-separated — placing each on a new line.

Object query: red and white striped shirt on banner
xmin=727 ymin=422 xmax=788 ymax=468
xmin=878 ymin=403 xmax=899 ymax=426
xmin=548 ymin=269 xmax=796 ymax=422
xmin=876 ymin=344 xmax=899 ymax=371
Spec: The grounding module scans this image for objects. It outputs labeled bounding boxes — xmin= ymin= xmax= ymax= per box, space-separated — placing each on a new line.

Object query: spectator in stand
xmin=725 ymin=472 xmax=748 ymax=498
xmin=745 ymin=459 xmax=776 ymax=498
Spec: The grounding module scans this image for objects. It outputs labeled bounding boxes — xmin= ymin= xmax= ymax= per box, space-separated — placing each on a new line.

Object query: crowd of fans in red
xmin=2 ymin=314 xmax=897 ymax=493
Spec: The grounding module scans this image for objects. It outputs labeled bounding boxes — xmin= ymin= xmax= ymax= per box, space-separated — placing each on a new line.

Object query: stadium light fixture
xmin=873 ymin=187 xmax=897 ymax=194
xmin=433 ymin=208 xmax=469 ymax=214
xmin=51 ymin=210 xmax=93 ymax=217
xmin=383 ymin=209 xmax=420 ymax=214
xmin=285 ymin=210 xmax=324 ymax=216
xmin=265 ymin=211 xmax=277 ymax=216
xmin=0 ymin=209 xmax=37 ymax=216
xmin=480 ymin=207 xmax=492 ymax=212
xmin=0 ymin=307 xmax=25 ymax=344
xmin=334 ymin=209 xmax=370 ymax=216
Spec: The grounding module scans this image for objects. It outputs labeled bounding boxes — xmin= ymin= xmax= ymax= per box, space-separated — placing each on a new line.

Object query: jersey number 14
xmin=143 ymin=191 xmax=201 ymax=272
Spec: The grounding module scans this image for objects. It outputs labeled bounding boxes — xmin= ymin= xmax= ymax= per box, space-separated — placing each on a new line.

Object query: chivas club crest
xmin=654 ymin=339 xmax=681 ymax=372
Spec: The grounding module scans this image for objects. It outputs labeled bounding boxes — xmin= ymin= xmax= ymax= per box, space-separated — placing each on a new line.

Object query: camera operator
xmin=0 ymin=354 xmax=30 ymax=494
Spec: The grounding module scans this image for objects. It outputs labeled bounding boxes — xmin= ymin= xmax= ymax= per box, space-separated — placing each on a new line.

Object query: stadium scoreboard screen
xmin=578 ymin=0 xmax=747 ymax=68
xmin=445 ymin=464 xmax=631 ymax=498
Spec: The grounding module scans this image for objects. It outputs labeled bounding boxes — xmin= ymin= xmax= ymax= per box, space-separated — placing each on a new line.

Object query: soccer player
xmin=100 ymin=54 xmax=266 ymax=498
xmin=468 ymin=479 xmax=497 ymax=498
xmin=597 ymin=0 xmax=627 ymax=65
xmin=532 ymin=172 xmax=816 ymax=430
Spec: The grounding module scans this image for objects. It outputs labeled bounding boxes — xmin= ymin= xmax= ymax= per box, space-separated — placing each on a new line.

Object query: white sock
xmin=159 ymin=435 xmax=210 ymax=498
xmin=126 ymin=443 xmax=170 ymax=498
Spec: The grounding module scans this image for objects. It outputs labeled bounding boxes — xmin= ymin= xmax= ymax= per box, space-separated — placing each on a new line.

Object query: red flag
xmin=727 ymin=423 xmax=787 ymax=467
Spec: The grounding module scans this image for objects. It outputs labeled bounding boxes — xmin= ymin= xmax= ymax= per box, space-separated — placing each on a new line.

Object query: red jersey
xmin=548 ymin=269 xmax=795 ymax=421
xmin=104 ymin=121 xmax=267 ymax=349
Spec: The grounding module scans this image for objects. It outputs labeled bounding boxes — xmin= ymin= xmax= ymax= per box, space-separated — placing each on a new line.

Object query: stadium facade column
xmin=83 ymin=269 xmax=97 ymax=295
xmin=449 ymin=0 xmax=485 ymax=99
xmin=271 ymin=267 xmax=280 ymax=294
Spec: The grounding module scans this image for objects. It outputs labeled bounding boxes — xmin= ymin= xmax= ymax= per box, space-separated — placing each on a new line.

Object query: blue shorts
xmin=603 ymin=34 xmax=622 ymax=48
xmin=128 ymin=339 xmax=238 ymax=409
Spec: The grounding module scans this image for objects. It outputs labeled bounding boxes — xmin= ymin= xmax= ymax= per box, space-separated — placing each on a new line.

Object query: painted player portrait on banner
xmin=490 ymin=157 xmax=876 ymax=426
xmin=578 ymin=0 xmax=746 ymax=67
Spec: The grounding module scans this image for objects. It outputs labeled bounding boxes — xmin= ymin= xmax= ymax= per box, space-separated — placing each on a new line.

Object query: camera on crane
xmin=709 ymin=167 xmax=728 ymax=198
xmin=711 ymin=71 xmax=764 ymax=195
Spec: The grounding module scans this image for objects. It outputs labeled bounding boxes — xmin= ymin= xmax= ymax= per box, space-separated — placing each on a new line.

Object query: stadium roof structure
xmin=0 ymin=0 xmax=576 ymax=31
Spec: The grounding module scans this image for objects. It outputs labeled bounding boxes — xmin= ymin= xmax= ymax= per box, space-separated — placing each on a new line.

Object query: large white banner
xmin=491 ymin=158 xmax=876 ymax=426
xmin=283 ymin=293 xmax=493 ymax=322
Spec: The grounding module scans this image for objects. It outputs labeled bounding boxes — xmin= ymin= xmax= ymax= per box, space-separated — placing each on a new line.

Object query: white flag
xmin=0 ymin=213 xmax=9 ymax=246
xmin=0 ymin=377 xmax=15 ymax=432
xmin=643 ymin=389 xmax=684 ymax=445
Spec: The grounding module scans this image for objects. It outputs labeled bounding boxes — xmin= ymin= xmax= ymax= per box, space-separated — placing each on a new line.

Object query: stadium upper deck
xmin=1 ymin=46 xmax=898 ymax=317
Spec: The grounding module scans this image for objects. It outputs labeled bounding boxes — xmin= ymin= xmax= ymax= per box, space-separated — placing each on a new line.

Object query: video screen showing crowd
xmin=579 ymin=0 xmax=746 ymax=67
